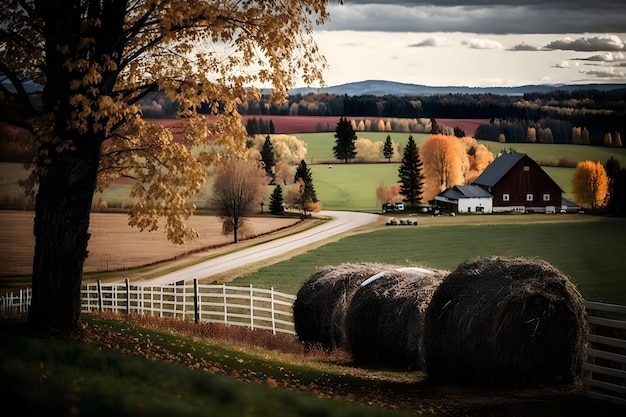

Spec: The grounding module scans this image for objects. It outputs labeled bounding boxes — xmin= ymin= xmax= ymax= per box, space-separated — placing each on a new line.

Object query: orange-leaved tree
xmin=419 ymin=134 xmax=466 ymax=201
xmin=420 ymin=134 xmax=494 ymax=201
xmin=0 ymin=0 xmax=334 ymax=331
xmin=572 ymin=160 xmax=609 ymax=211
xmin=376 ymin=183 xmax=403 ymax=205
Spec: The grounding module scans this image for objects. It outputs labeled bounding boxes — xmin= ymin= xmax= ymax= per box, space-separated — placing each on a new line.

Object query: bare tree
xmin=209 ymin=158 xmax=269 ymax=243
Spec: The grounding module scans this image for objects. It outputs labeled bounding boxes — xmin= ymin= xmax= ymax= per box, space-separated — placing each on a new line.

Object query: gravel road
xmin=139 ymin=210 xmax=379 ymax=286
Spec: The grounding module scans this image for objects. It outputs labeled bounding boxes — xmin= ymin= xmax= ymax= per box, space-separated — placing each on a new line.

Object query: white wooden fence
xmin=1 ymin=279 xmax=296 ymax=335
xmin=583 ymin=301 xmax=626 ymax=405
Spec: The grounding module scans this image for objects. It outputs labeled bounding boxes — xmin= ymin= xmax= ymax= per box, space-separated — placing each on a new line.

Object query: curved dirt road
xmin=139 ymin=210 xmax=379 ymax=286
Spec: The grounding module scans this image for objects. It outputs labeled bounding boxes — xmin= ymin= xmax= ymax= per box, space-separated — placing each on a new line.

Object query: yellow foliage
xmin=572 ymin=160 xmax=609 ymax=210
xmin=2 ymin=0 xmax=332 ymax=244
xmin=355 ymin=137 xmax=383 ymax=161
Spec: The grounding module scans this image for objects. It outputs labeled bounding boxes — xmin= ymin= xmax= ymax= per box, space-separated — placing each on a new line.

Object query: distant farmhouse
xmin=434 ymin=152 xmax=580 ymax=214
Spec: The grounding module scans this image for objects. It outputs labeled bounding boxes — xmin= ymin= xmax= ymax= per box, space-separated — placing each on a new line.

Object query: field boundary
xmin=584 ymin=301 xmax=626 ymax=405
xmin=0 ymin=279 xmax=296 ymax=335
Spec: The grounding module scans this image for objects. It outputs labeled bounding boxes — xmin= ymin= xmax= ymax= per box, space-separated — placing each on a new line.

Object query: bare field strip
xmin=0 ymin=211 xmax=301 ymax=277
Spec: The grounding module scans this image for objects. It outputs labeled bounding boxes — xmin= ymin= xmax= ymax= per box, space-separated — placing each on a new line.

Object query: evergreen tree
xmin=605 ymin=157 xmax=626 ymax=216
xmin=245 ymin=118 xmax=260 ymax=136
xmin=260 ymin=135 xmax=276 ymax=180
xmin=333 ymin=116 xmax=357 ymax=163
xmin=269 ymin=185 xmax=285 ymax=215
xmin=269 ymin=120 xmax=276 ymax=134
xmin=398 ymin=135 xmax=424 ymax=206
xmin=383 ymin=134 xmax=394 ymax=162
xmin=294 ymin=159 xmax=318 ymax=203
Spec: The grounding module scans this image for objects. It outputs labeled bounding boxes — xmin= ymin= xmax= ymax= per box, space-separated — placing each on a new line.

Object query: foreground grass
xmin=0 ymin=315 xmax=420 ymax=417
xmin=234 ymin=215 xmax=626 ymax=304
xmin=1 ymin=314 xmax=622 ymax=417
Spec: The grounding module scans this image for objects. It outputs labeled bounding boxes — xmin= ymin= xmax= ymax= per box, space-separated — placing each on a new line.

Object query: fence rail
xmin=583 ymin=301 xmax=626 ymax=405
xmin=2 ymin=285 xmax=626 ymax=404
xmin=1 ymin=279 xmax=296 ymax=335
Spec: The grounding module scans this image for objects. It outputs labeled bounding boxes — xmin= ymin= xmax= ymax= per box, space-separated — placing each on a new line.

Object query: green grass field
xmin=233 ymin=216 xmax=626 ymax=305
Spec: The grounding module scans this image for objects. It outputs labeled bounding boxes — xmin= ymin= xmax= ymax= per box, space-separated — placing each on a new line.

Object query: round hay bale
xmin=423 ymin=256 xmax=587 ymax=386
xmin=293 ymin=262 xmax=397 ymax=350
xmin=345 ymin=268 xmax=446 ymax=370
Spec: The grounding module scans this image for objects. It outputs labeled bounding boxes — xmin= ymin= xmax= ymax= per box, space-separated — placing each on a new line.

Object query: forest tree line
xmin=139 ymin=88 xmax=626 ymax=148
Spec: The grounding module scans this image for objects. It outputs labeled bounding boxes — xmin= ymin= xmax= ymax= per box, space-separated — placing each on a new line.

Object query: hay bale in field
xmin=423 ymin=256 xmax=587 ymax=387
xmin=344 ymin=267 xmax=446 ymax=370
xmin=293 ymin=262 xmax=398 ymax=350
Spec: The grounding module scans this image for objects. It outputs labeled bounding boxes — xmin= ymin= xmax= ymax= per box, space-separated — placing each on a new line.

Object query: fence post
xmin=271 ymin=287 xmax=276 ymax=335
xmin=249 ymin=285 xmax=254 ymax=330
xmin=194 ymin=279 xmax=200 ymax=324
xmin=222 ymin=283 xmax=227 ymax=324
xmin=125 ymin=278 xmax=130 ymax=315
xmin=97 ymin=280 xmax=103 ymax=312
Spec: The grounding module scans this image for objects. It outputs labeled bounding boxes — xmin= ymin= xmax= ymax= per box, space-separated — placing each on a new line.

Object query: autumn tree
xmin=397 ymin=135 xmax=423 ymax=206
xmin=572 ymin=160 xmax=609 ymax=211
xmin=333 ymin=116 xmax=357 ymax=163
xmin=260 ymin=135 xmax=276 ymax=180
xmin=270 ymin=134 xmax=308 ymax=165
xmin=420 ymin=134 xmax=465 ymax=201
xmin=376 ymin=183 xmax=403 ymax=205
xmin=209 ymin=158 xmax=269 ymax=243
xmin=285 ymin=178 xmax=321 ymax=219
xmin=274 ymin=161 xmax=293 ymax=186
xmin=0 ymin=0 xmax=333 ymax=331
xmin=355 ymin=137 xmax=382 ymax=161
xmin=383 ymin=134 xmax=394 ymax=162
xmin=459 ymin=136 xmax=494 ymax=184
xmin=269 ymin=185 xmax=285 ymax=215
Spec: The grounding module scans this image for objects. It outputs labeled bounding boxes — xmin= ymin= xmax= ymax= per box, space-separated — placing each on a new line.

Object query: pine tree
xmin=294 ymin=159 xmax=318 ymax=203
xmin=269 ymin=185 xmax=285 ymax=215
xmin=260 ymin=135 xmax=276 ymax=180
xmin=245 ymin=118 xmax=260 ymax=136
xmin=383 ymin=134 xmax=394 ymax=162
xmin=398 ymin=135 xmax=424 ymax=206
xmin=333 ymin=116 xmax=357 ymax=163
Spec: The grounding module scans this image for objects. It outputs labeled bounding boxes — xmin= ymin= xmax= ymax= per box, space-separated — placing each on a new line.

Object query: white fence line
xmin=1 ymin=280 xmax=296 ymax=335
xmin=583 ymin=301 xmax=626 ymax=405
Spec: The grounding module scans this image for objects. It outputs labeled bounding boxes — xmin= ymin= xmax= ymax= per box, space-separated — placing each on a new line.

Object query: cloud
xmin=323 ymin=2 xmax=626 ymax=34
xmin=462 ymin=38 xmax=503 ymax=50
xmin=577 ymin=52 xmax=626 ymax=62
xmin=545 ymin=35 xmax=626 ymax=52
xmin=509 ymin=42 xmax=543 ymax=51
xmin=409 ymin=37 xmax=453 ymax=47
xmin=580 ymin=66 xmax=626 ymax=80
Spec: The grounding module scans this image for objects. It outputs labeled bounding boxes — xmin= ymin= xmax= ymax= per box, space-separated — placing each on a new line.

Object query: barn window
xmin=526 ymin=193 xmax=534 ymax=201
xmin=502 ymin=193 xmax=510 ymax=201
xmin=543 ymin=193 xmax=550 ymax=201
xmin=523 ymin=165 xmax=530 ymax=171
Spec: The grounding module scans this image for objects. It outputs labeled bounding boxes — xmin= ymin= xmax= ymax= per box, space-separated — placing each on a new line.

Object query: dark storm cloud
xmin=325 ymin=1 xmax=626 ymax=34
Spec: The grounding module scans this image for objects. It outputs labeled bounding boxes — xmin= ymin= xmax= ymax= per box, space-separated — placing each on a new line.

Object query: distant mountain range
xmin=289 ymin=79 xmax=626 ymax=96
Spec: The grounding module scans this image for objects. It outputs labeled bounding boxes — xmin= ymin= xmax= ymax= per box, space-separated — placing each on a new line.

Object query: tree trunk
xmin=27 ymin=147 xmax=100 ymax=332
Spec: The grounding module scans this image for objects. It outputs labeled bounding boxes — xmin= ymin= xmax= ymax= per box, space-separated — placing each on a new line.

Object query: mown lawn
xmin=233 ymin=216 xmax=626 ymax=304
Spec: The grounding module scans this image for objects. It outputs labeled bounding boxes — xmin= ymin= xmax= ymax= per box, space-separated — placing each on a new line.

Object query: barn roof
xmin=437 ymin=185 xmax=493 ymax=201
xmin=472 ymin=152 xmax=526 ymax=187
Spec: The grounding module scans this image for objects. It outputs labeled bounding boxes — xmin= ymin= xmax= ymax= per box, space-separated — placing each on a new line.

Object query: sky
xmin=309 ymin=1 xmax=626 ymax=87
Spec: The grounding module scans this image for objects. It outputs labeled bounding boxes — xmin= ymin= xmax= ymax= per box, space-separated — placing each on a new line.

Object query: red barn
xmin=472 ymin=152 xmax=563 ymax=213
